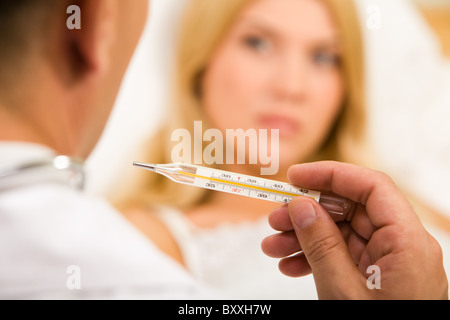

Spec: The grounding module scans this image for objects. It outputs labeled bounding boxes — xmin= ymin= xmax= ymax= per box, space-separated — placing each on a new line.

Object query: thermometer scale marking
xmin=181 ymin=167 xmax=320 ymax=204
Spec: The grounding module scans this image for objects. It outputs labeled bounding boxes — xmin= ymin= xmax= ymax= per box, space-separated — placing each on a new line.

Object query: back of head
xmin=0 ymin=0 xmax=149 ymax=158
xmin=0 ymin=0 xmax=58 ymax=94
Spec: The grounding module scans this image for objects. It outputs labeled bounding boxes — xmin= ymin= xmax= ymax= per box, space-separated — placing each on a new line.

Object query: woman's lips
xmin=258 ymin=115 xmax=300 ymax=138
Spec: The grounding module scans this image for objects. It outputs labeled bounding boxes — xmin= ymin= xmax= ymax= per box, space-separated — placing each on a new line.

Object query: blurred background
xmin=85 ymin=0 xmax=450 ymax=217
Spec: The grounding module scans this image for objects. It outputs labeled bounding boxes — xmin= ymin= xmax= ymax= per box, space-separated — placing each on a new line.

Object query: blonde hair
xmin=115 ymin=0 xmax=369 ymax=211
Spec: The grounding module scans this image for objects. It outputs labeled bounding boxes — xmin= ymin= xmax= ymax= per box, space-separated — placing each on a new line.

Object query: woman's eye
xmin=313 ymin=51 xmax=341 ymax=67
xmin=243 ymin=35 xmax=270 ymax=52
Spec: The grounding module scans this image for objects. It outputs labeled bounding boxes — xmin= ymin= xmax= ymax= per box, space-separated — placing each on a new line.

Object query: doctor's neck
xmin=0 ymin=64 xmax=82 ymax=158
xmin=0 ymin=106 xmax=76 ymax=157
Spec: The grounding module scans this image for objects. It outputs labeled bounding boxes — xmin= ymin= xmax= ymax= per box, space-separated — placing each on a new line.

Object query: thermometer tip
xmin=133 ymin=162 xmax=156 ymax=171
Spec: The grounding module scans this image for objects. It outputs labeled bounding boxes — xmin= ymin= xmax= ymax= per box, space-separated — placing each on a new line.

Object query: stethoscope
xmin=0 ymin=156 xmax=85 ymax=191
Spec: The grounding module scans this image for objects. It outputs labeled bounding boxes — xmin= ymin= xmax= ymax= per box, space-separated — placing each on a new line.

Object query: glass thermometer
xmin=133 ymin=162 xmax=353 ymax=216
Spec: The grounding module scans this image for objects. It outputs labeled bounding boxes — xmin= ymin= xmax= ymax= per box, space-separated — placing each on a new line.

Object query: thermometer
xmin=133 ymin=162 xmax=353 ymax=216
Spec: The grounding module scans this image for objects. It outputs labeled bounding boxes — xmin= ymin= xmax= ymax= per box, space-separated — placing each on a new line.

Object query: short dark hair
xmin=0 ymin=1 xmax=58 ymax=89
xmin=0 ymin=0 xmax=60 ymax=100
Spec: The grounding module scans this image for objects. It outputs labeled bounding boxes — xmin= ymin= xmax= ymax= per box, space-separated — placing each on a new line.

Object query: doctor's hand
xmin=262 ymin=162 xmax=448 ymax=300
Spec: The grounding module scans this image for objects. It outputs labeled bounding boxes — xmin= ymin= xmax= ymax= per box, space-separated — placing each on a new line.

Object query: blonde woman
xmin=119 ymin=0 xmax=370 ymax=299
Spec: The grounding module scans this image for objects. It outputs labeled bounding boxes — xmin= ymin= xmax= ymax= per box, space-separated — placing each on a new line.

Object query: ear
xmin=63 ymin=0 xmax=117 ymax=82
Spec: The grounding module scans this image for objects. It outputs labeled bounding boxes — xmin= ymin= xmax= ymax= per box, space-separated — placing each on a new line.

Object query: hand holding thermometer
xmin=133 ymin=162 xmax=354 ymax=216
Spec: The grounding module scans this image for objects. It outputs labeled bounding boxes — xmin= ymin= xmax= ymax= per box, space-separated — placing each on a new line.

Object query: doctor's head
xmin=0 ymin=0 xmax=149 ymax=159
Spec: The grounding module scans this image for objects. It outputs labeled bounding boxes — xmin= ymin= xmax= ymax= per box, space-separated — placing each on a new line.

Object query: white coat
xmin=0 ymin=142 xmax=216 ymax=299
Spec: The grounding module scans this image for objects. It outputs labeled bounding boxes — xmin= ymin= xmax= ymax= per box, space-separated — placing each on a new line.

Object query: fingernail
xmin=289 ymin=200 xmax=317 ymax=229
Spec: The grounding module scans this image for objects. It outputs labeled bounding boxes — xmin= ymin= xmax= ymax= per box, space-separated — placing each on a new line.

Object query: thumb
xmin=288 ymin=197 xmax=365 ymax=299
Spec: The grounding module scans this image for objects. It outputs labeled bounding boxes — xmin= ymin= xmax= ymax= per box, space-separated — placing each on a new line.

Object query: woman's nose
xmin=272 ymin=52 xmax=309 ymax=104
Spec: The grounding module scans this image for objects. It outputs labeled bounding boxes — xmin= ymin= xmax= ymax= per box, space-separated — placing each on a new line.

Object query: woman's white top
xmin=156 ymin=205 xmax=450 ymax=299
xmin=155 ymin=206 xmax=319 ymax=300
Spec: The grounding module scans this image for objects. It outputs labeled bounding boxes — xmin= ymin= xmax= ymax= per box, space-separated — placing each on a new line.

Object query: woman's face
xmin=201 ymin=0 xmax=345 ymax=172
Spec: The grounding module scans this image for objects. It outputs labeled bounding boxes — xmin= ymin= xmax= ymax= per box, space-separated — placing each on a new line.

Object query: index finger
xmin=287 ymin=161 xmax=418 ymax=228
